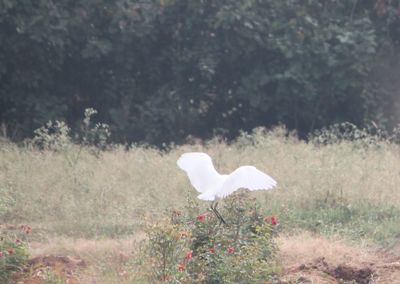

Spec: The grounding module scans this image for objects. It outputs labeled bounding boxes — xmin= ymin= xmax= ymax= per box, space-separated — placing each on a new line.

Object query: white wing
xmin=177 ymin=152 xmax=223 ymax=193
xmin=216 ymin=166 xmax=277 ymax=199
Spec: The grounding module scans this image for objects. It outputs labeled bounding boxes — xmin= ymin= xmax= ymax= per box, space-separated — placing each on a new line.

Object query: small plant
xmin=78 ymin=108 xmax=110 ymax=150
xmin=41 ymin=268 xmax=67 ymax=284
xmin=140 ymin=193 xmax=279 ymax=283
xmin=0 ymin=225 xmax=31 ymax=283
xmin=389 ymin=124 xmax=400 ymax=144
xmin=32 ymin=120 xmax=71 ymax=151
xmin=145 ymin=220 xmax=189 ymax=282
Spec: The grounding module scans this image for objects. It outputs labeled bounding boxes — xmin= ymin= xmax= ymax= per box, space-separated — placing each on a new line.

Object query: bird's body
xmin=177 ymin=152 xmax=277 ymax=201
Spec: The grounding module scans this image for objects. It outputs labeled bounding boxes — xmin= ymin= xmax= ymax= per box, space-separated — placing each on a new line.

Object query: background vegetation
xmin=1 ymin=0 xmax=400 ymax=145
xmin=1 ymin=126 xmax=400 ymax=281
xmin=1 ymin=127 xmax=400 ymax=244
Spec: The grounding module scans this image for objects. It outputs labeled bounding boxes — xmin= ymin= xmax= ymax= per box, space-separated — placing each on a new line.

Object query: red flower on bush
xmin=209 ymin=247 xmax=215 ymax=253
xmin=0 ymin=252 xmax=3 ymax=257
xmin=185 ymin=250 xmax=193 ymax=260
xmin=177 ymin=263 xmax=185 ymax=271
xmin=265 ymin=215 xmax=278 ymax=225
xmin=226 ymin=247 xmax=235 ymax=253
xmin=196 ymin=214 xmax=206 ymax=222
xmin=7 ymin=248 xmax=14 ymax=255
xmin=196 ymin=213 xmax=209 ymax=222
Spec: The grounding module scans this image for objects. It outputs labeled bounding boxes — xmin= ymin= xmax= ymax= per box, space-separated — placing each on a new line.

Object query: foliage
xmin=309 ymin=122 xmax=387 ymax=148
xmin=0 ymin=0 xmax=400 ymax=145
xmin=145 ymin=220 xmax=188 ymax=282
xmin=32 ymin=120 xmax=71 ymax=151
xmin=0 ymin=226 xmax=30 ymax=283
xmin=141 ymin=193 xmax=279 ymax=283
xmin=77 ymin=108 xmax=111 ymax=151
xmin=31 ymin=107 xmax=110 ymax=151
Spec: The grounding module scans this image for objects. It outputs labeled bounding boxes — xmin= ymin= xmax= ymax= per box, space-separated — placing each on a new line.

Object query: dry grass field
xmin=1 ymin=128 xmax=400 ymax=283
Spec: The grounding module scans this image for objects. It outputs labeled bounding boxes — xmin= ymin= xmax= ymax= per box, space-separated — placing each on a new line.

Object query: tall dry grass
xmin=0 ymin=127 xmax=399 ymax=243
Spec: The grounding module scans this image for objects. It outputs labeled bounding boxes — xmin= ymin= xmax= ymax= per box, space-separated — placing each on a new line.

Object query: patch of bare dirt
xmin=278 ymin=232 xmax=400 ymax=283
xmin=15 ymin=255 xmax=86 ymax=284
xmin=282 ymin=257 xmax=373 ymax=283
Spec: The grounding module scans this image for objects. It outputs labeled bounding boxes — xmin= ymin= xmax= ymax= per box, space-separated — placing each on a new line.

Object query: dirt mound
xmin=16 ymin=255 xmax=86 ymax=284
xmin=331 ymin=264 xmax=373 ymax=283
xmin=282 ymin=257 xmax=373 ymax=283
xmin=278 ymin=233 xmax=400 ymax=283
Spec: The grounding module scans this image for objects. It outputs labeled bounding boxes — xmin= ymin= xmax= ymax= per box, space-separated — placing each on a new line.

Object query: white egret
xmin=177 ymin=152 xmax=277 ymax=224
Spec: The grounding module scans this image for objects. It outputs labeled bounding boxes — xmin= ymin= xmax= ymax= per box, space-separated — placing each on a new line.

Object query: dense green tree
xmin=0 ymin=0 xmax=399 ymax=144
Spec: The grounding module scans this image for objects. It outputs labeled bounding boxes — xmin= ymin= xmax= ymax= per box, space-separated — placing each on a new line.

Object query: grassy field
xmin=1 ymin=128 xmax=400 ymax=282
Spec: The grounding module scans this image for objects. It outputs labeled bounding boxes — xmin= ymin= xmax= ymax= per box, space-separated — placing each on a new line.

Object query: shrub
xmin=145 ymin=220 xmax=189 ymax=282
xmin=140 ymin=193 xmax=279 ymax=283
xmin=78 ymin=108 xmax=111 ymax=151
xmin=30 ymin=108 xmax=110 ymax=153
xmin=32 ymin=120 xmax=71 ymax=151
xmin=0 ymin=225 xmax=30 ymax=283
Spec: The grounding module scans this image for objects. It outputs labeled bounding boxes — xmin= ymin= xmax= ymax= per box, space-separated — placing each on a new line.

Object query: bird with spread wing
xmin=177 ymin=152 xmax=277 ymax=224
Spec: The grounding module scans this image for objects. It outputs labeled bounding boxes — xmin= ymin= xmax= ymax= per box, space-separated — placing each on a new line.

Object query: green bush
xmin=32 ymin=120 xmax=71 ymax=151
xmin=141 ymin=193 xmax=279 ymax=283
xmin=0 ymin=226 xmax=30 ymax=283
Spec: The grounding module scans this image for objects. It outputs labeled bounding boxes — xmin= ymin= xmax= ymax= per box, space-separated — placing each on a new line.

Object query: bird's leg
xmin=215 ymin=203 xmax=227 ymax=226
xmin=209 ymin=202 xmax=216 ymax=217
xmin=210 ymin=201 xmax=227 ymax=225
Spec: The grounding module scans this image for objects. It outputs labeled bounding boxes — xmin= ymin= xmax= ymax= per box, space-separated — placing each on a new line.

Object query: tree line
xmin=1 ymin=0 xmax=399 ymax=145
